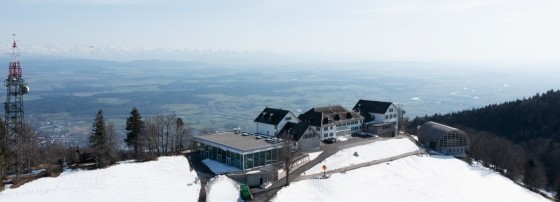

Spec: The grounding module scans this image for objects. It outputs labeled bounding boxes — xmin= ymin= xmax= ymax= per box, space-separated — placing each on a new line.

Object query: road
xmin=250 ymin=135 xmax=419 ymax=202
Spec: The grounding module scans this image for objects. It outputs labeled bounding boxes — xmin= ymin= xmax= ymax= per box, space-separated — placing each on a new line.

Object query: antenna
xmin=4 ymin=34 xmax=30 ymax=179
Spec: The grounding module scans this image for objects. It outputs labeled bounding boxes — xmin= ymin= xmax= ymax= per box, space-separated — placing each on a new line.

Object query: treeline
xmin=0 ymin=107 xmax=193 ymax=188
xmin=124 ymin=107 xmax=192 ymax=161
xmin=409 ymin=89 xmax=560 ymax=198
xmin=85 ymin=107 xmax=193 ymax=168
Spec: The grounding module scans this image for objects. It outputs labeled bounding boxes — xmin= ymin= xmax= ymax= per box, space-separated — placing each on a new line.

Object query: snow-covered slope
xmin=274 ymin=155 xmax=548 ymax=202
xmin=0 ymin=156 xmax=200 ymax=202
xmin=306 ymin=138 xmax=420 ymax=175
xmin=206 ymin=175 xmax=241 ymax=202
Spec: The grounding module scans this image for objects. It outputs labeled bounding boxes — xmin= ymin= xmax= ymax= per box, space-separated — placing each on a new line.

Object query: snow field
xmin=0 ymin=156 xmax=200 ymax=202
xmin=305 ymin=138 xmax=420 ymax=175
xmin=206 ymin=175 xmax=241 ymax=202
xmin=274 ymin=155 xmax=548 ymax=202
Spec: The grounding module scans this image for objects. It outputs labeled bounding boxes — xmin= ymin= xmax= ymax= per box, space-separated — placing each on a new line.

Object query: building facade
xmin=298 ymin=105 xmax=364 ymax=140
xmin=192 ymin=131 xmax=283 ymax=172
xmin=278 ymin=122 xmax=320 ymax=152
xmin=417 ymin=121 xmax=470 ymax=156
xmin=353 ymin=99 xmax=401 ymax=137
xmin=254 ymin=107 xmax=299 ymax=136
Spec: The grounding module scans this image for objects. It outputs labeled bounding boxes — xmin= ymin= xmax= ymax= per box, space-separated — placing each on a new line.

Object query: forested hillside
xmin=410 ymin=89 xmax=560 ymax=195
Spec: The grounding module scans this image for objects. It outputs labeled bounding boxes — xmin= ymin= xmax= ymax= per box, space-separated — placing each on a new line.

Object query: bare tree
xmin=0 ymin=119 xmax=6 ymax=179
xmin=155 ymin=114 xmax=165 ymax=156
xmin=21 ymin=123 xmax=39 ymax=173
xmin=105 ymin=122 xmax=119 ymax=163
xmin=176 ymin=118 xmax=193 ymax=153
xmin=163 ymin=114 xmax=176 ymax=155
xmin=279 ymin=131 xmax=300 ymax=186
xmin=142 ymin=118 xmax=159 ymax=160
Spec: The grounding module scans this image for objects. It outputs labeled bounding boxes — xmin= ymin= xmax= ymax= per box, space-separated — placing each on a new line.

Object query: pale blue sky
xmin=1 ymin=0 xmax=560 ymax=64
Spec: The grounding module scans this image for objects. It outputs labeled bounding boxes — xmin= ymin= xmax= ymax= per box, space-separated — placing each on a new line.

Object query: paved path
xmin=250 ymin=135 xmax=419 ymax=202
xmin=197 ymin=178 xmax=207 ymax=202
xmin=294 ymin=150 xmax=425 ymax=182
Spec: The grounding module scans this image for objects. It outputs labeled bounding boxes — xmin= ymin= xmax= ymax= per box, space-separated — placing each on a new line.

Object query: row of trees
xmin=0 ymin=120 xmax=44 ymax=181
xmin=124 ymin=107 xmax=192 ymax=161
xmin=89 ymin=107 xmax=193 ymax=168
xmin=0 ymin=106 xmax=193 ymax=182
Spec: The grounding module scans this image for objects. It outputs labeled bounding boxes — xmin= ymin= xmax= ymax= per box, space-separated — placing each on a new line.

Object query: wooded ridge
xmin=410 ymin=89 xmax=560 ymax=196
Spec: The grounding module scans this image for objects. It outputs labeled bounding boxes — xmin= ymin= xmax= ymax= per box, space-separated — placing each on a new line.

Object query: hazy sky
xmin=1 ymin=0 xmax=560 ymax=64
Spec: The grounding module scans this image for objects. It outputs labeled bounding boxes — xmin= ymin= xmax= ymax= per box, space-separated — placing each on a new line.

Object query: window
xmin=271 ymin=149 xmax=278 ymax=162
xmin=285 ymin=117 xmax=292 ymax=121
xmin=324 ymin=134 xmax=328 ymax=138
xmin=389 ymin=108 xmax=393 ymax=112
xmin=316 ymin=127 xmax=320 ymax=130
xmin=324 ymin=127 xmax=328 ymax=131
xmin=385 ymin=115 xmax=389 ymax=119
xmin=330 ymin=126 xmax=333 ymax=130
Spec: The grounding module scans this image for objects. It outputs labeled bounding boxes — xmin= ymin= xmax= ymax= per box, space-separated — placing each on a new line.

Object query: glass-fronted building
xmin=192 ymin=131 xmax=283 ymax=171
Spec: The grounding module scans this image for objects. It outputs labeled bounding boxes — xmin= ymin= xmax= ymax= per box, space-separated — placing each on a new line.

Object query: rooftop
xmin=193 ymin=131 xmax=283 ymax=154
xmin=254 ymin=107 xmax=290 ymax=125
xmin=299 ymin=105 xmax=363 ymax=126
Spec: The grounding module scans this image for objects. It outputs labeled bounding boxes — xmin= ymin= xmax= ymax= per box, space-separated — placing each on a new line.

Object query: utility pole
xmin=4 ymin=34 xmax=30 ymax=179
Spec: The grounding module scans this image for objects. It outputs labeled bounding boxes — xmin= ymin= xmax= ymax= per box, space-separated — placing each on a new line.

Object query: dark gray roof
xmin=192 ymin=131 xmax=282 ymax=154
xmin=298 ymin=105 xmax=363 ymax=127
xmin=417 ymin=121 xmax=466 ymax=143
xmin=277 ymin=122 xmax=313 ymax=141
xmin=254 ymin=107 xmax=290 ymax=125
xmin=352 ymin=99 xmax=393 ymax=122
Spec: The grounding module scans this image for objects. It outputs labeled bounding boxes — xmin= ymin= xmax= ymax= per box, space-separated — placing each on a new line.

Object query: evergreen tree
xmin=555 ymin=174 xmax=560 ymax=200
xmin=90 ymin=110 xmax=110 ymax=168
xmin=125 ymin=107 xmax=144 ymax=159
xmin=523 ymin=158 xmax=547 ymax=191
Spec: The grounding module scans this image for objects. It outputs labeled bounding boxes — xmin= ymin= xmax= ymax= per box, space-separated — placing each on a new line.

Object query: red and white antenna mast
xmin=9 ymin=33 xmax=22 ymax=79
xmin=4 ymin=33 xmax=29 ymax=179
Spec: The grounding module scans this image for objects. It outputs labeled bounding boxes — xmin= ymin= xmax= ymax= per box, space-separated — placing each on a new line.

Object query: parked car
xmin=323 ymin=137 xmax=337 ymax=144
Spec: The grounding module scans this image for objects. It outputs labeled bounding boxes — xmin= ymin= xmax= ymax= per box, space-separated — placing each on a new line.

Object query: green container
xmin=240 ymin=184 xmax=252 ymax=200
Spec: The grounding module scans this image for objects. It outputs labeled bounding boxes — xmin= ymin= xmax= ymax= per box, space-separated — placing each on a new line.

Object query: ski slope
xmin=274 ymin=155 xmax=548 ymax=202
xmin=0 ymin=156 xmax=200 ymax=202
